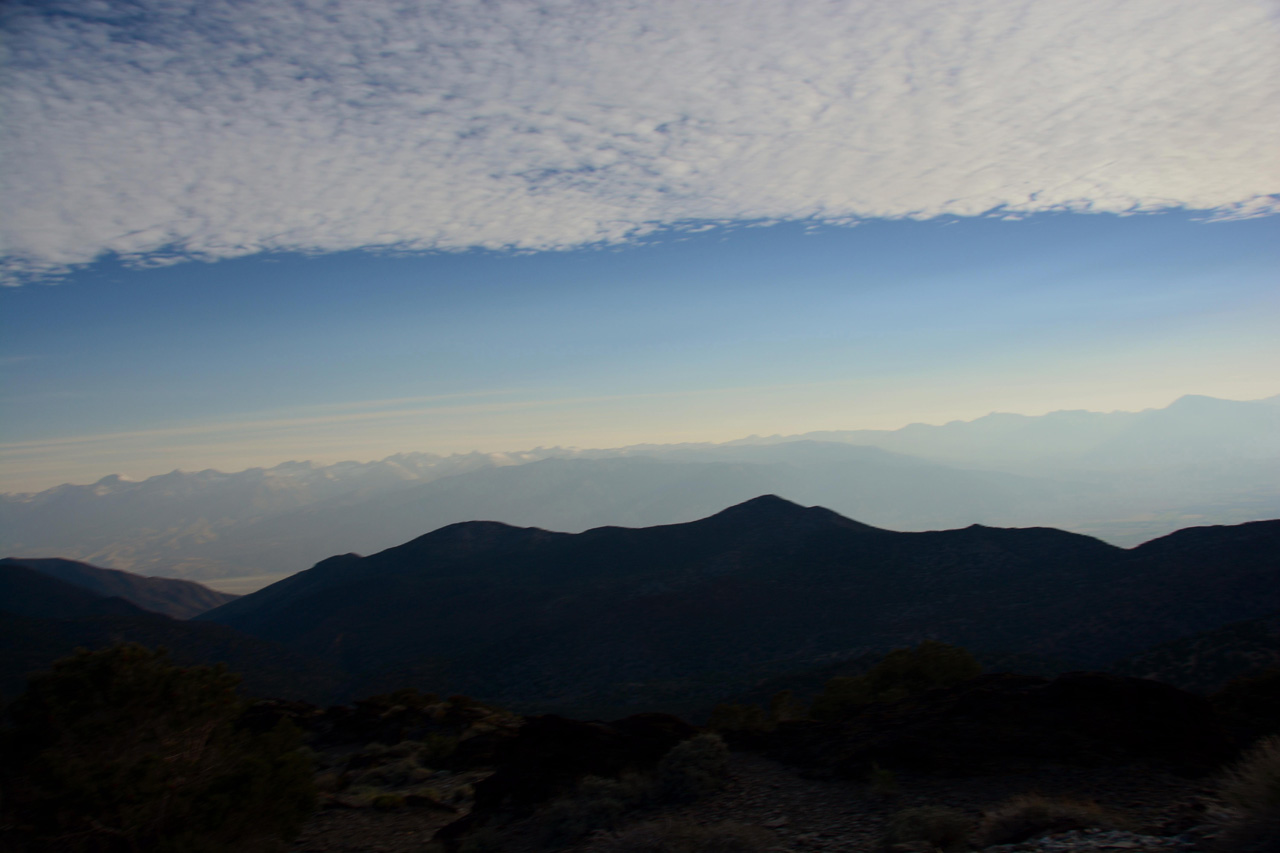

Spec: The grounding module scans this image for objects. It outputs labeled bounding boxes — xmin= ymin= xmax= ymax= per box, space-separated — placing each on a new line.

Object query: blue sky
xmin=1 ymin=0 xmax=1277 ymax=491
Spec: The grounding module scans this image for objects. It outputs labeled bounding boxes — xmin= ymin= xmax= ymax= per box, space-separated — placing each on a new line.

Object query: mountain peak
xmin=712 ymin=494 xmax=810 ymax=517
xmin=704 ymin=494 xmax=876 ymax=532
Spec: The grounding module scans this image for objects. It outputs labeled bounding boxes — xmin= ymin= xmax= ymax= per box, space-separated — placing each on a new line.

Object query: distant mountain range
xmin=192 ymin=496 xmax=1280 ymax=718
xmin=4 ymin=394 xmax=1278 ymax=588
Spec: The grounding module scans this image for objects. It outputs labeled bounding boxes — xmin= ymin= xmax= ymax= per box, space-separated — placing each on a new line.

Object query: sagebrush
xmin=1215 ymin=734 xmax=1280 ymax=853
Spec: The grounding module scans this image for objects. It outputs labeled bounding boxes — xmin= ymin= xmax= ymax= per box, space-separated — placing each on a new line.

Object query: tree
xmin=0 ymin=644 xmax=315 ymax=852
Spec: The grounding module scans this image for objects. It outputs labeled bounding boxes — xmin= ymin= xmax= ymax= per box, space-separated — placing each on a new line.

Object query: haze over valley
xmin=3 ymin=392 xmax=1276 ymax=592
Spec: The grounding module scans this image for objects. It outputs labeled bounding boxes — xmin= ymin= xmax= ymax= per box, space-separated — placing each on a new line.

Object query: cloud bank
xmin=2 ymin=0 xmax=1277 ymax=282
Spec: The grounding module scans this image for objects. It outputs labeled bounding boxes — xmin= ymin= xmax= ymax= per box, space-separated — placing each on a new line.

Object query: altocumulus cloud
xmin=1 ymin=0 xmax=1277 ymax=283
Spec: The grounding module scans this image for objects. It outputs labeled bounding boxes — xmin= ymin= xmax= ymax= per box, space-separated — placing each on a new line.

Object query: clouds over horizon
xmin=2 ymin=0 xmax=1277 ymax=284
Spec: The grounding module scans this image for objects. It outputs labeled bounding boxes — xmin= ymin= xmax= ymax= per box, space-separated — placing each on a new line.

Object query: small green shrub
xmin=586 ymin=817 xmax=772 ymax=853
xmin=881 ymin=806 xmax=972 ymax=852
xmin=1215 ymin=734 xmax=1280 ymax=853
xmin=976 ymin=794 xmax=1126 ymax=846
xmin=655 ymin=732 xmax=730 ymax=803
xmin=419 ymin=732 xmax=459 ymax=764
xmin=371 ymin=792 xmax=406 ymax=810
xmin=867 ymin=762 xmax=900 ymax=795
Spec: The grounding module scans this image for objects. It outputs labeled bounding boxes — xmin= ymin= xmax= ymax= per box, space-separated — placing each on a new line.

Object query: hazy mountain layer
xmin=4 ymin=394 xmax=1277 ymax=585
xmin=198 ymin=497 xmax=1280 ymax=718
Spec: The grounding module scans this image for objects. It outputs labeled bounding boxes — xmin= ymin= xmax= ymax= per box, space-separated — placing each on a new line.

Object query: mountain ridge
xmin=198 ymin=497 xmax=1280 ymax=717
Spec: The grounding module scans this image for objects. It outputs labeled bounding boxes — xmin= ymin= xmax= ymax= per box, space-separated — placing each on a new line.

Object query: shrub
xmin=1214 ymin=734 xmax=1280 ymax=853
xmin=314 ymin=771 xmax=344 ymax=793
xmin=419 ymin=732 xmax=459 ymax=765
xmin=353 ymin=756 xmax=433 ymax=787
xmin=769 ymin=690 xmax=805 ymax=723
xmin=867 ymin=762 xmax=899 ymax=796
xmin=654 ymin=732 xmax=730 ymax=803
xmin=976 ymin=794 xmax=1126 ymax=846
xmin=532 ymin=734 xmax=729 ymax=847
xmin=371 ymin=792 xmax=406 ymax=810
xmin=0 ymin=643 xmax=315 ymax=853
xmin=457 ymin=827 xmax=506 ymax=853
xmin=812 ymin=641 xmax=981 ymax=720
xmin=535 ymin=776 xmax=631 ymax=846
xmin=586 ymin=817 xmax=772 ymax=853
xmin=881 ymin=806 xmax=972 ymax=852
xmin=708 ymin=702 xmax=770 ymax=734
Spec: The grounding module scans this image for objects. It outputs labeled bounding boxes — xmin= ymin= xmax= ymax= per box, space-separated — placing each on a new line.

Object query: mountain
xmin=199 ymin=497 xmax=1280 ymax=718
xmin=755 ymin=393 xmax=1280 ymax=470
xmin=0 ymin=557 xmax=237 ymax=618
xmin=5 ymin=394 xmax=1277 ymax=587
xmin=0 ymin=562 xmax=342 ymax=702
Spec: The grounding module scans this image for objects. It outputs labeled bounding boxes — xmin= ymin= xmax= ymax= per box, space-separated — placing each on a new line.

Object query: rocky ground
xmin=647 ymin=751 xmax=1218 ymax=852
xmin=291 ymin=749 xmax=1224 ymax=853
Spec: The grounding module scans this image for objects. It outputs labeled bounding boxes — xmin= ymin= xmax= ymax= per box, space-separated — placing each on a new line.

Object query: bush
xmin=352 ymin=756 xmax=433 ymax=787
xmin=420 ymin=732 xmax=459 ymax=765
xmin=654 ymin=732 xmax=730 ymax=803
xmin=371 ymin=792 xmax=406 ymax=810
xmin=867 ymin=762 xmax=899 ymax=796
xmin=976 ymin=794 xmax=1125 ymax=846
xmin=1215 ymin=734 xmax=1280 ymax=853
xmin=535 ymin=776 xmax=632 ymax=846
xmin=812 ymin=641 xmax=981 ymax=720
xmin=586 ymin=817 xmax=772 ymax=853
xmin=880 ymin=806 xmax=972 ymax=852
xmin=707 ymin=702 xmax=770 ymax=734
xmin=0 ymin=643 xmax=315 ymax=853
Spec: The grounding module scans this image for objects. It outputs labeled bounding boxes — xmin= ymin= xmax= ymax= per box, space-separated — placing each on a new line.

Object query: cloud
xmin=1 ymin=0 xmax=1277 ymax=283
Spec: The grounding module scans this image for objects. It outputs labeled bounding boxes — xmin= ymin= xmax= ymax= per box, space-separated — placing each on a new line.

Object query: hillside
xmin=0 ymin=562 xmax=342 ymax=701
xmin=0 ymin=557 xmax=236 ymax=618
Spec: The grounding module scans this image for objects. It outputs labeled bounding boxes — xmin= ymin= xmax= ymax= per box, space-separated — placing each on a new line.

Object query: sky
xmin=1 ymin=0 xmax=1278 ymax=493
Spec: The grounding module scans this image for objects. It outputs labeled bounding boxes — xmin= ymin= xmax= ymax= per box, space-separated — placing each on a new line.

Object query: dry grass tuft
xmin=976 ymin=793 xmax=1127 ymax=846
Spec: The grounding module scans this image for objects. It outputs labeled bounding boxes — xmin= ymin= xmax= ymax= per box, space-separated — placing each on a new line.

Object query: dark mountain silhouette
xmin=199 ymin=497 xmax=1280 ymax=717
xmin=0 ymin=561 xmax=148 ymax=622
xmin=0 ymin=557 xmax=236 ymax=618
xmin=0 ymin=562 xmax=342 ymax=701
